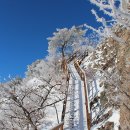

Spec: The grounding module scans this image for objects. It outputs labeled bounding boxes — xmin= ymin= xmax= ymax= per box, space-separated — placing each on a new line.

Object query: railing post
xmin=83 ymin=75 xmax=91 ymax=130
xmin=60 ymin=124 xmax=63 ymax=130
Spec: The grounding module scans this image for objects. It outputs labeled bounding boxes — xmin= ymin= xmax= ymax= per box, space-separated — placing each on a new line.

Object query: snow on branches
xmin=47 ymin=26 xmax=86 ymax=59
xmin=90 ymin=0 xmax=130 ymax=27
xmin=0 ymin=76 xmax=65 ymax=130
xmin=87 ymin=0 xmax=130 ymax=43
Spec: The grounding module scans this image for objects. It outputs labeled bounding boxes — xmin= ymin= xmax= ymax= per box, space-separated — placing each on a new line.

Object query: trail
xmin=64 ymin=63 xmax=87 ymax=130
xmin=63 ymin=62 xmax=102 ymax=130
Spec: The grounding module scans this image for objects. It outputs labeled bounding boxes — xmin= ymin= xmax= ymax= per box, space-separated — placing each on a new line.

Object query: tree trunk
xmin=31 ymin=124 xmax=38 ymax=130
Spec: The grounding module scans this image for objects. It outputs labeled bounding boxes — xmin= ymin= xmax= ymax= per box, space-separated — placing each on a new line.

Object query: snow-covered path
xmin=64 ymin=63 xmax=87 ymax=130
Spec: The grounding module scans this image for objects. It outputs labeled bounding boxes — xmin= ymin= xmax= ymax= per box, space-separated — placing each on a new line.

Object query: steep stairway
xmin=63 ymin=63 xmax=87 ymax=130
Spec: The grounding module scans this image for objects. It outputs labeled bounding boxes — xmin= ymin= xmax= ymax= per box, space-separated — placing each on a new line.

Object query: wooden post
xmin=60 ymin=124 xmax=64 ymax=130
xmin=50 ymin=122 xmax=64 ymax=130
xmin=83 ymin=75 xmax=91 ymax=130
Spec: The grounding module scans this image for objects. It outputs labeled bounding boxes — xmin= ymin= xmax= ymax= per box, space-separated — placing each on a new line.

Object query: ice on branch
xmin=88 ymin=0 xmax=130 ymax=43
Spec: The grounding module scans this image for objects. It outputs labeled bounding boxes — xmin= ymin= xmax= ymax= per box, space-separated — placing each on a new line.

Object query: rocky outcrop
xmin=116 ymin=28 xmax=130 ymax=130
xmin=98 ymin=122 xmax=114 ymax=130
xmin=83 ymin=25 xmax=130 ymax=130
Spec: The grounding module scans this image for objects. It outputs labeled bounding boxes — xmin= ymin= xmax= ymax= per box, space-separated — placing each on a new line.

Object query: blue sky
xmin=0 ymin=0 xmax=98 ymax=80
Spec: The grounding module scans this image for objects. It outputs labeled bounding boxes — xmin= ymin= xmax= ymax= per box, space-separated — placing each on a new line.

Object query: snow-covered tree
xmin=0 ymin=76 xmax=65 ymax=130
xmin=26 ymin=59 xmax=66 ymax=91
xmin=86 ymin=0 xmax=130 ymax=43
xmin=47 ymin=26 xmax=86 ymax=61
xmin=90 ymin=0 xmax=130 ymax=26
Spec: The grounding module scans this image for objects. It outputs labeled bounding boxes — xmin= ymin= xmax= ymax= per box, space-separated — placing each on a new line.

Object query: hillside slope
xmin=82 ymin=26 xmax=130 ymax=130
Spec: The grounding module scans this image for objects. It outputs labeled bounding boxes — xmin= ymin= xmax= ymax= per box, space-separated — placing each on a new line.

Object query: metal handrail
xmin=91 ymin=103 xmax=109 ymax=123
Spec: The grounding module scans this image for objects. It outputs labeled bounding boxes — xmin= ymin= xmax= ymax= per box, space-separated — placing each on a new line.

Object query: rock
xmin=100 ymin=91 xmax=108 ymax=106
xmin=116 ymin=29 xmax=130 ymax=130
xmin=104 ymin=122 xmax=114 ymax=130
xmin=108 ymin=109 xmax=113 ymax=117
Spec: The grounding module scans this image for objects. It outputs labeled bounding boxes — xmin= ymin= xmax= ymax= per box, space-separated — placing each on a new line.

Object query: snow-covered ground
xmin=82 ymin=54 xmax=120 ymax=130
xmin=64 ymin=63 xmax=87 ymax=130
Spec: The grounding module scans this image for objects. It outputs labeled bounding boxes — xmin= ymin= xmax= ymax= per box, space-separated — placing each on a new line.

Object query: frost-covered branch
xmin=88 ymin=0 xmax=130 ymax=43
